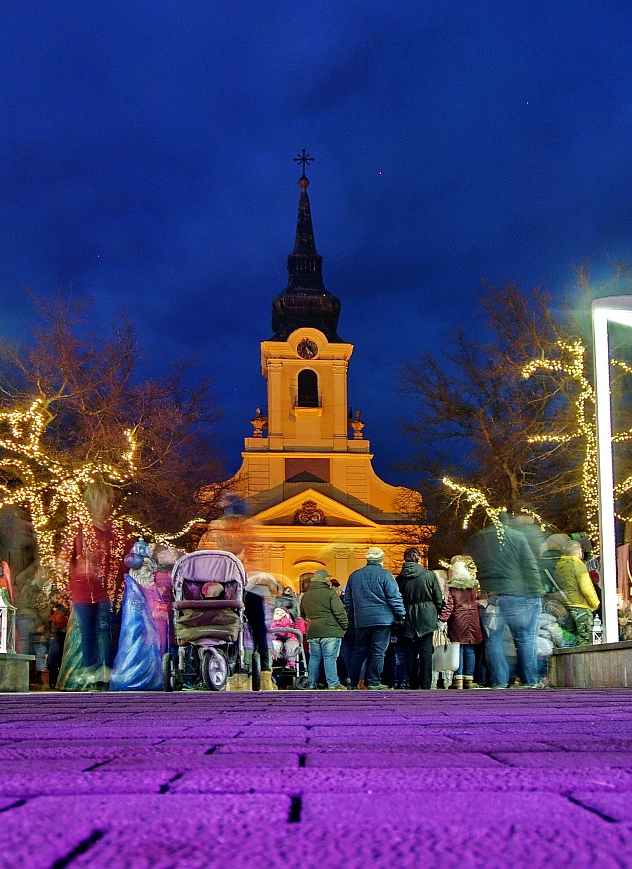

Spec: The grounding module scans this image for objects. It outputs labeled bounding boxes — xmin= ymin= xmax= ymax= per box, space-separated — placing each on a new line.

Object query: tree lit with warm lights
xmin=0 ymin=294 xmax=226 ymax=591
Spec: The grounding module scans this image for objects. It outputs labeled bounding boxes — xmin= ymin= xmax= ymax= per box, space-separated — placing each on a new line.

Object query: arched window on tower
xmin=296 ymin=369 xmax=320 ymax=408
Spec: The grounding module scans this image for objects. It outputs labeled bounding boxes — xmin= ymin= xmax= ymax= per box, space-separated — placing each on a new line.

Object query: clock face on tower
xmin=296 ymin=338 xmax=318 ymax=360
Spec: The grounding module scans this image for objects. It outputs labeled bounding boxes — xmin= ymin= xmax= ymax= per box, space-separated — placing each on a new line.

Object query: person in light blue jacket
xmin=345 ymin=547 xmax=405 ymax=690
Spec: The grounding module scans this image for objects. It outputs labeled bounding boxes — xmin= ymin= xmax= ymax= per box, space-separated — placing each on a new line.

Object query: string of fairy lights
xmin=0 ymin=397 xmax=209 ymax=608
xmin=442 ymin=476 xmax=507 ymax=541
xmin=521 ymin=339 xmax=632 ymax=551
xmin=522 ymin=339 xmax=600 ymax=546
xmin=443 ymin=337 xmax=632 ymax=552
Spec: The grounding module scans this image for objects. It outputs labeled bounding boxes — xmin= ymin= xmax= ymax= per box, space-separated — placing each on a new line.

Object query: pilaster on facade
xmin=353 ymin=547 xmax=366 ymax=570
xmin=266 ymin=360 xmax=284 ymax=445
xmin=268 ymin=544 xmax=286 ymax=577
xmin=334 ymin=545 xmax=351 ymax=582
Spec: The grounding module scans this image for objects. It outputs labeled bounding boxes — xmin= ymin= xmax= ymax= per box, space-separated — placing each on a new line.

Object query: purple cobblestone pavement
xmin=1 ymin=689 xmax=632 ymax=868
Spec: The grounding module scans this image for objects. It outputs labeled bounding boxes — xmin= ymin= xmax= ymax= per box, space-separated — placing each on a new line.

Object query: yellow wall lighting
xmin=592 ymin=296 xmax=632 ymax=644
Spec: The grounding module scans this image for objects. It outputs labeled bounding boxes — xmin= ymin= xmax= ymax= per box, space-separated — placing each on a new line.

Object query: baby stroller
xmin=269 ymin=589 xmax=310 ymax=690
xmin=162 ymin=550 xmax=249 ymax=692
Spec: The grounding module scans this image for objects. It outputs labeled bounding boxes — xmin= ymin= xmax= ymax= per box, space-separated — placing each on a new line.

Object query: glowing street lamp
xmin=592 ymin=296 xmax=632 ymax=644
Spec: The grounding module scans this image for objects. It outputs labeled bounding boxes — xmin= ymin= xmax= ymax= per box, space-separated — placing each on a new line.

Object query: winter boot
xmin=442 ymin=670 xmax=454 ymax=689
xmin=449 ymin=674 xmax=464 ymax=690
xmin=260 ymin=671 xmax=278 ymax=691
xmin=463 ymin=675 xmax=479 ymax=689
xmin=430 ymin=671 xmax=439 ymax=690
xmin=227 ymin=673 xmax=251 ymax=691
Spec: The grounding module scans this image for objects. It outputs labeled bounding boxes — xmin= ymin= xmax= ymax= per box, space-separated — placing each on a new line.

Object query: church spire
xmin=271 ymin=152 xmax=343 ymax=342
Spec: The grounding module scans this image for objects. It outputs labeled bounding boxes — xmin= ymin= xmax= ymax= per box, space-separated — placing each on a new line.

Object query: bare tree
xmin=400 ymin=281 xmax=588 ymax=551
xmin=0 ymin=292 xmax=226 ymax=543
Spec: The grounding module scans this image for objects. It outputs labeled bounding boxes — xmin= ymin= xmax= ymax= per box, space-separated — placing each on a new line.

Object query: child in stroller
xmin=269 ymin=591 xmax=310 ymax=689
xmin=270 ymin=606 xmax=307 ymax=669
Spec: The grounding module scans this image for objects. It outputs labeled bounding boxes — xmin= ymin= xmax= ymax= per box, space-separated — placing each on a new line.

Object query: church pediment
xmin=250 ymin=487 xmax=379 ymax=529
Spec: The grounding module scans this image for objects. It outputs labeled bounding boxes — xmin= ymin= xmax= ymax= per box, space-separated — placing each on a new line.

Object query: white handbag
xmin=432 ymin=640 xmax=460 ymax=671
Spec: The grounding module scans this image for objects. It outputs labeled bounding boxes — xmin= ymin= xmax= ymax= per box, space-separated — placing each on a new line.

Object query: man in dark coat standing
xmin=345 ymin=547 xmax=405 ymax=690
xmin=397 ymin=547 xmax=444 ymax=689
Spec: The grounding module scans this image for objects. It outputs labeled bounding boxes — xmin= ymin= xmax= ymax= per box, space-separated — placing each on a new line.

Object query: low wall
xmin=0 ymin=652 xmax=34 ymax=692
xmin=548 ymin=640 xmax=632 ymax=688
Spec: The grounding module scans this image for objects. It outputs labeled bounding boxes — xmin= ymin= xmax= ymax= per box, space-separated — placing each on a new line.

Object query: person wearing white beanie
xmin=344 ymin=547 xmax=405 ymax=690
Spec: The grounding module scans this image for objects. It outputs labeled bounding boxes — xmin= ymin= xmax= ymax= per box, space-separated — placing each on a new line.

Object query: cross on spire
xmin=294 ymin=148 xmax=314 ymax=178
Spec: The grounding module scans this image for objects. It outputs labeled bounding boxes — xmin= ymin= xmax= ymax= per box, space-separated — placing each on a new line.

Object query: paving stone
xmin=0 ymin=770 xmax=173 ymax=798
xmin=305 ymin=750 xmax=501 ymax=767
xmin=567 ymin=790 xmax=632 ymax=823
xmin=493 ymin=751 xmax=632 ymax=768
xmin=2 ymin=688 xmax=632 ymax=867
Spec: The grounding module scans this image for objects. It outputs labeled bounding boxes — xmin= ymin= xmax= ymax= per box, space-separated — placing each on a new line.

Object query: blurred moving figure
xmin=467 ymin=517 xmax=542 ymax=689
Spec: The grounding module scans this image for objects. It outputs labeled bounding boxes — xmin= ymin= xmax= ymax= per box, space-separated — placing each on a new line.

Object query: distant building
xmin=204 ymin=166 xmax=433 ymax=587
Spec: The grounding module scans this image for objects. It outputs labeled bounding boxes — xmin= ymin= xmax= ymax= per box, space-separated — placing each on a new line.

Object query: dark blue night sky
xmin=2 ymin=2 xmax=632 ymax=484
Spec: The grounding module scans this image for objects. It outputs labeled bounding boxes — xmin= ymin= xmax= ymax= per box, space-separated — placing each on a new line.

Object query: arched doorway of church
xmin=292 ymin=558 xmax=325 ymax=593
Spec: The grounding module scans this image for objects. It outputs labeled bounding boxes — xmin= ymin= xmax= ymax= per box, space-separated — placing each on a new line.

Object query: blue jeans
xmin=308 ymin=637 xmax=342 ymax=688
xmin=351 ymin=625 xmax=392 ymax=687
xmin=16 ymin=616 xmax=34 ymax=656
xmin=74 ymin=601 xmax=112 ymax=670
xmin=456 ymin=643 xmax=477 ymax=677
xmin=484 ymin=594 xmax=541 ymax=687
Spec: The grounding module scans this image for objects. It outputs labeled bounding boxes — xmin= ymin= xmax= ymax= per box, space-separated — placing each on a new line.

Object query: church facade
xmin=214 ymin=166 xmax=432 ymax=588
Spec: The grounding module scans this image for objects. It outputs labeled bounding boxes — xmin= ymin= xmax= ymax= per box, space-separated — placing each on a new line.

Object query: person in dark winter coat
xmin=345 ymin=547 xmax=405 ymax=690
xmin=396 ymin=547 xmax=444 ymax=690
xmin=466 ymin=518 xmax=542 ymax=689
xmin=300 ymin=570 xmax=348 ymax=689
xmin=439 ymin=557 xmax=483 ymax=689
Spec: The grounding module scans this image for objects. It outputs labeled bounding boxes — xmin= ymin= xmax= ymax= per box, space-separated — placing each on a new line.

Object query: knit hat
xmin=312 ymin=569 xmax=330 ymax=583
xmin=366 ymin=546 xmax=385 ymax=562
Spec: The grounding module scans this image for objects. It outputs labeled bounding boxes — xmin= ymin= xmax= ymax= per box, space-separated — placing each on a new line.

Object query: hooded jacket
xmin=439 ymin=576 xmax=483 ymax=645
xmin=554 ymin=555 xmax=600 ymax=611
xmin=300 ymin=579 xmax=348 ymax=638
xmin=396 ymin=562 xmax=444 ymax=638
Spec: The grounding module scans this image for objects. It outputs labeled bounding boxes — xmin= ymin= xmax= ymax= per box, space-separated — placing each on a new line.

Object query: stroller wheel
xmin=293 ymin=675 xmax=311 ymax=690
xmin=251 ymin=651 xmax=261 ymax=692
xmin=202 ymin=648 xmax=229 ymax=691
xmin=162 ymin=653 xmax=177 ymax=692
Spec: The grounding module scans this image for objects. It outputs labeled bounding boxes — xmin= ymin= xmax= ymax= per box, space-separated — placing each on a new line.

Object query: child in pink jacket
xmin=270 ymin=607 xmax=307 ymax=669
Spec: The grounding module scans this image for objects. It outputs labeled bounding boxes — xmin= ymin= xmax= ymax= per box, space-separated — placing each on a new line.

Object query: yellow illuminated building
xmin=209 ymin=162 xmax=433 ymax=588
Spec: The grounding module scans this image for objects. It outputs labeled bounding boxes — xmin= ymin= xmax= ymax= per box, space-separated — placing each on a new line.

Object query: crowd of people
xmin=0 ymin=489 xmax=607 ymax=692
xmin=243 ymin=510 xmax=603 ymax=691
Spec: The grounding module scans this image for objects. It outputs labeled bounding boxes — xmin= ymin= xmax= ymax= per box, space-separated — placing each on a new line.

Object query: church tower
xmin=219 ymin=155 xmax=432 ymax=587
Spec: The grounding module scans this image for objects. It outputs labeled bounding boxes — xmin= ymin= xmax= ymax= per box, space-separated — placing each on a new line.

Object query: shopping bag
xmin=432 ymin=641 xmax=460 ymax=672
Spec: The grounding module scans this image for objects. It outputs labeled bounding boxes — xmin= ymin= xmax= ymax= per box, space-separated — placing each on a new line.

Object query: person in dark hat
xmin=300 ymin=570 xmax=348 ymax=689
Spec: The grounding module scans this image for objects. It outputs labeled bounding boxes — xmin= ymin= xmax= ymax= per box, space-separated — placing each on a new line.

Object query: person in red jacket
xmin=439 ymin=557 xmax=483 ymax=689
xmin=66 ymin=484 xmax=128 ymax=682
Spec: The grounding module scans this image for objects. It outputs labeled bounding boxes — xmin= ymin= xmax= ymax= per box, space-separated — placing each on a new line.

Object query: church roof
xmin=270 ymin=159 xmax=343 ymax=342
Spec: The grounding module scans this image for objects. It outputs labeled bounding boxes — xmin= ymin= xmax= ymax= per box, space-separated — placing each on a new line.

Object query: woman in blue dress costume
xmin=110 ymin=540 xmax=179 ymax=691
